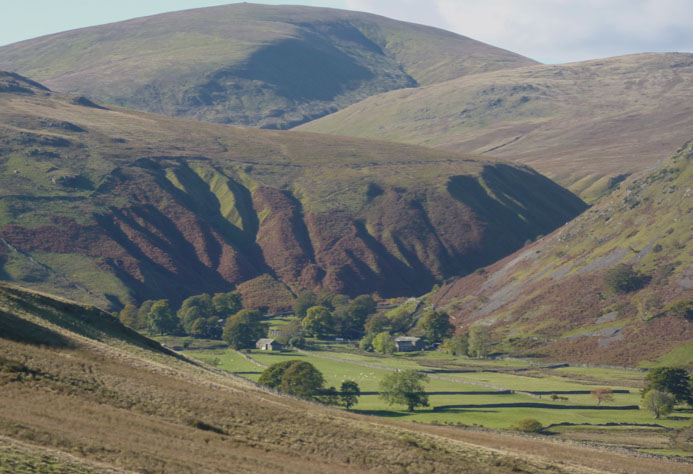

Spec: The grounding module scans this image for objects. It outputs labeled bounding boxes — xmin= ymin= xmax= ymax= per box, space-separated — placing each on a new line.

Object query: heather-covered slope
xmin=300 ymin=53 xmax=693 ymax=202
xmin=0 ymin=4 xmax=535 ymax=129
xmin=0 ymin=73 xmax=585 ymax=310
xmin=430 ymin=141 xmax=693 ymax=366
xmin=2 ymin=282 xmax=597 ymax=473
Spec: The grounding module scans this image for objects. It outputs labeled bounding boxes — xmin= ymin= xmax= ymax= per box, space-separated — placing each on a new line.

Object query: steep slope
xmin=0 ymin=4 xmax=535 ymax=130
xmin=300 ymin=53 xmax=693 ymax=202
xmin=429 ymin=141 xmax=693 ymax=366
xmin=1 ymin=282 xmax=600 ymax=473
xmin=0 ymin=73 xmax=585 ymax=310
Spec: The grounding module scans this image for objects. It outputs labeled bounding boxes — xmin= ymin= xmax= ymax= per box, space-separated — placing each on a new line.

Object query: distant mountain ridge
xmin=0 ymin=3 xmax=535 ymax=129
xmin=300 ymin=53 xmax=693 ymax=202
xmin=0 ymin=73 xmax=584 ymax=309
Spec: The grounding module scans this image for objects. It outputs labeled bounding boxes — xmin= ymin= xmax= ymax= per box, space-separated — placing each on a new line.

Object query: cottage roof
xmin=256 ymin=338 xmax=276 ymax=345
xmin=395 ymin=336 xmax=420 ymax=343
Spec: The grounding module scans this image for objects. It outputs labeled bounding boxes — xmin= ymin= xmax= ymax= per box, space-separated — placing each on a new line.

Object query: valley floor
xmin=184 ymin=345 xmax=693 ymax=464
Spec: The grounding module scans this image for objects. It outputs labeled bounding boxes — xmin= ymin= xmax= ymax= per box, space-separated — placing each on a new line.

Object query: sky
xmin=2 ymin=0 xmax=693 ymax=64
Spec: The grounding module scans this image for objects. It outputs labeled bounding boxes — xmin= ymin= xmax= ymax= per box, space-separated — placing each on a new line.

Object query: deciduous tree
xmin=388 ymin=307 xmax=415 ymax=334
xmin=468 ymin=326 xmax=492 ymax=358
xmin=379 ymin=369 xmax=429 ymax=412
xmin=177 ymin=294 xmax=213 ymax=336
xmin=340 ymin=380 xmax=360 ymax=410
xmin=137 ymin=300 xmax=156 ymax=330
xmin=512 ymin=419 xmax=543 ymax=432
xmin=643 ymin=367 xmax=693 ymax=405
xmin=281 ymin=360 xmax=325 ymax=399
xmin=294 ymin=290 xmax=317 ymax=318
xmin=441 ymin=333 xmax=469 ymax=356
xmin=642 ymin=390 xmax=675 ymax=419
xmin=302 ymin=305 xmax=333 ymax=338
xmin=258 ymin=360 xmax=295 ymax=388
xmin=418 ymin=311 xmax=454 ymax=344
xmin=364 ymin=313 xmax=390 ymax=335
xmin=604 ymin=264 xmax=649 ymax=294
xmin=222 ymin=309 xmax=266 ymax=349
xmin=118 ymin=303 xmax=138 ymax=329
xmin=212 ymin=291 xmax=242 ymax=316
xmin=147 ymin=300 xmax=178 ymax=335
xmin=372 ymin=331 xmax=395 ymax=354
xmin=591 ymin=387 xmax=614 ymax=405
xmin=258 ymin=360 xmax=325 ymax=399
xmin=359 ymin=332 xmax=376 ymax=351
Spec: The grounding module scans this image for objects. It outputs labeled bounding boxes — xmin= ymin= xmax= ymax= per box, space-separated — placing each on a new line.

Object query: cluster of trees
xmin=440 ymin=326 xmax=492 ymax=358
xmin=640 ymin=367 xmax=693 ymax=418
xmin=258 ymin=360 xmax=360 ymax=409
xmin=360 ymin=310 xmax=453 ymax=354
xmin=117 ymin=291 xmax=243 ymax=339
xmin=294 ymin=291 xmax=377 ymax=340
xmin=222 ymin=309 xmax=266 ymax=349
xmin=119 ymin=288 xmax=388 ymax=349
xmin=259 ymin=360 xmax=431 ymax=413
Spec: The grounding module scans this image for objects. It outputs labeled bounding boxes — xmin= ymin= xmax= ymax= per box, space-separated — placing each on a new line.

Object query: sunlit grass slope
xmin=300 ymin=53 xmax=693 ymax=202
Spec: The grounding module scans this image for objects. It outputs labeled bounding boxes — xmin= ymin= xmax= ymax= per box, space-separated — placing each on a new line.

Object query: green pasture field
xmin=182 ymin=348 xmax=264 ymax=381
xmin=550 ymin=366 xmax=645 ymax=387
xmin=639 ymin=341 xmax=693 ymax=369
xmin=265 ymin=315 xmax=297 ymax=330
xmin=247 ymin=349 xmax=489 ymax=393
xmin=183 ymin=347 xmax=693 ymax=436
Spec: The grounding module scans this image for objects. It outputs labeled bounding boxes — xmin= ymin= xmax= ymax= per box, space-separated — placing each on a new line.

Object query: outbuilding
xmin=394 ymin=336 xmax=424 ymax=352
xmin=256 ymin=338 xmax=283 ymax=351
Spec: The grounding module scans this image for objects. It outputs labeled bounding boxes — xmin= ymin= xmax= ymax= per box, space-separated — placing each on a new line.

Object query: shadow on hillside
xmin=433 ymin=403 xmax=639 ymax=411
xmin=352 ymin=409 xmax=410 ymax=418
xmin=0 ymin=255 xmax=9 ymax=281
xmin=231 ymin=37 xmax=374 ymax=102
xmin=1 ymin=286 xmax=194 ymax=364
xmin=258 ymin=352 xmax=306 ymax=359
xmin=0 ymin=310 xmax=73 ymax=348
xmin=359 ymin=391 xmax=507 ymax=396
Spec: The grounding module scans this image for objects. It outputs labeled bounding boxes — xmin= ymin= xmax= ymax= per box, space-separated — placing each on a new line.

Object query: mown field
xmin=184 ymin=346 xmax=693 ymax=458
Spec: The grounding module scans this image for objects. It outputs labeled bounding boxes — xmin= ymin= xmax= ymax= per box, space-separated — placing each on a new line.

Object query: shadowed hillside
xmin=0 ymin=4 xmax=535 ymax=129
xmin=429 ymin=141 xmax=693 ymax=366
xmin=0 ymin=73 xmax=585 ymax=310
xmin=300 ymin=53 xmax=693 ymax=202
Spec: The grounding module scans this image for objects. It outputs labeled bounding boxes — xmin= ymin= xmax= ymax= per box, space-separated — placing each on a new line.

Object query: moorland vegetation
xmin=0 ymin=3 xmax=692 ymax=470
xmin=0 ymin=71 xmax=585 ymax=310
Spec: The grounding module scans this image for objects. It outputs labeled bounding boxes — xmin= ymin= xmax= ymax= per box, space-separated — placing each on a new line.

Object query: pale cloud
xmin=345 ymin=0 xmax=693 ymax=63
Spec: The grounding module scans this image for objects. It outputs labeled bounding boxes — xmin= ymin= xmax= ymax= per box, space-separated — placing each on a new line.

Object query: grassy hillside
xmin=0 ymin=72 xmax=585 ymax=309
xmin=300 ymin=53 xmax=693 ymax=202
xmin=2 ymin=282 xmax=599 ymax=473
xmin=428 ymin=141 xmax=693 ymax=366
xmin=0 ymin=4 xmax=535 ymax=130
xmin=2 ymin=283 xmax=690 ymax=472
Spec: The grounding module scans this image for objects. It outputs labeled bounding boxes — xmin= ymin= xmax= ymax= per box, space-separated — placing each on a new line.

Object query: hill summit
xmin=0 ymin=3 xmax=535 ymax=129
